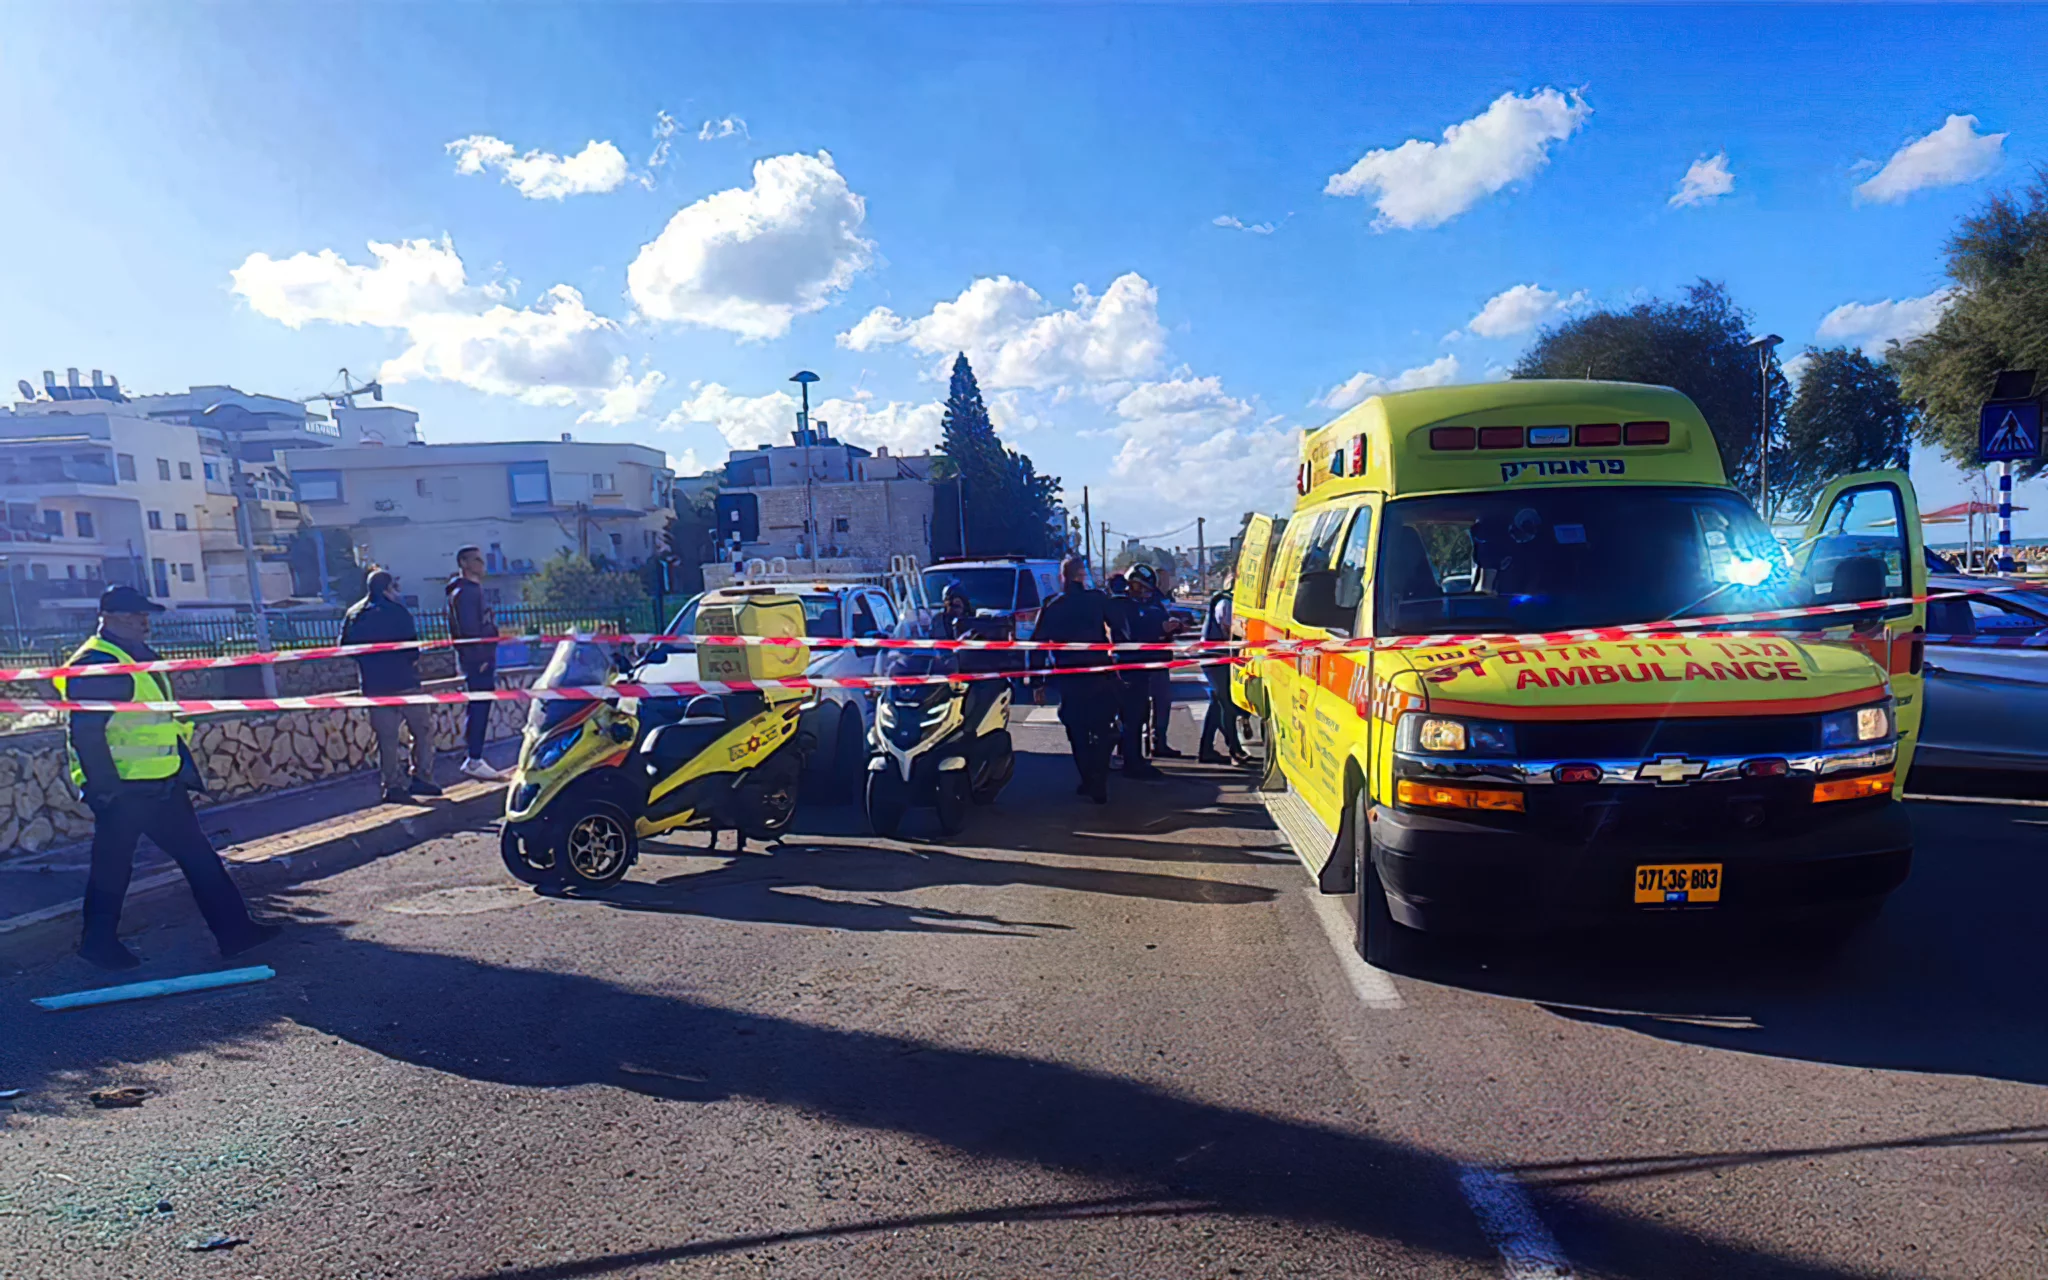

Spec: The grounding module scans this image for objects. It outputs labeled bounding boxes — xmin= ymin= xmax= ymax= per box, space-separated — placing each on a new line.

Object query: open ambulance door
xmin=1796 ymin=470 xmax=1925 ymax=788
xmin=1229 ymin=514 xmax=1277 ymax=717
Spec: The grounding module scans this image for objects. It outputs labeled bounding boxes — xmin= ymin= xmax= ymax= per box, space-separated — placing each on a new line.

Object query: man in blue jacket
xmin=340 ymin=570 xmax=442 ymax=804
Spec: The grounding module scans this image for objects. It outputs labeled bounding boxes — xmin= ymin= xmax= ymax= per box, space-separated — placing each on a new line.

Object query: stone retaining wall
xmin=0 ymin=668 xmax=535 ymax=859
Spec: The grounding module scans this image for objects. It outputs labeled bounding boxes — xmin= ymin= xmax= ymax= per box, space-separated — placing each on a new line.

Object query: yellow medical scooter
xmin=498 ymin=596 xmax=814 ymax=891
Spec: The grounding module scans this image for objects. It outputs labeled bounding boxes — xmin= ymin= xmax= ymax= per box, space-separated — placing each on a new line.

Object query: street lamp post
xmin=0 ymin=556 xmax=22 ymax=651
xmin=1747 ymin=334 xmax=1783 ymax=522
xmin=790 ymin=371 xmax=820 ymax=574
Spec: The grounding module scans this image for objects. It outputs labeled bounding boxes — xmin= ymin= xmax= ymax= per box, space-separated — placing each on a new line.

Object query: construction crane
xmin=301 ymin=367 xmax=384 ymax=410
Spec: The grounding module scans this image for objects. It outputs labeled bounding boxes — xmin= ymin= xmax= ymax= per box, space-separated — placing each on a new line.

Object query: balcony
xmin=0 ymin=459 xmax=119 ymax=490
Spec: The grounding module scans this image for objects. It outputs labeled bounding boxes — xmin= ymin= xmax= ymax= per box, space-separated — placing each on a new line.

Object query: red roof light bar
xmin=1624 ymin=420 xmax=1671 ymax=445
xmin=1575 ymin=423 xmax=1622 ymax=447
xmin=1430 ymin=426 xmax=1476 ymax=451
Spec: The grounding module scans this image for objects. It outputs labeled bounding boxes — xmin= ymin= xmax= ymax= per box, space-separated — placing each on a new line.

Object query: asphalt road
xmin=3 ymin=704 xmax=2045 ymax=1279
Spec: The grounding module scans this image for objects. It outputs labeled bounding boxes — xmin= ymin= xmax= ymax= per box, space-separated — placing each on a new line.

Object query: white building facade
xmin=281 ymin=438 xmax=674 ymax=609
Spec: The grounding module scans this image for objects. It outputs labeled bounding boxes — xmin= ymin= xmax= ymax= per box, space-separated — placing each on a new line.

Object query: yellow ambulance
xmin=1233 ymin=381 xmax=1922 ymax=965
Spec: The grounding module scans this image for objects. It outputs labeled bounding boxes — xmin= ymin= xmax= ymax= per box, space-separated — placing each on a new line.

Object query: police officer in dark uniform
xmin=1032 ymin=556 xmax=1119 ymax=802
xmin=58 ymin=585 xmax=279 ymax=969
xmin=1109 ymin=565 xmax=1168 ymax=779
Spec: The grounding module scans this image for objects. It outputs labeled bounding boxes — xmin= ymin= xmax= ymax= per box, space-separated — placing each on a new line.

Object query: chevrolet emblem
xmin=1636 ymin=756 xmax=1706 ymax=785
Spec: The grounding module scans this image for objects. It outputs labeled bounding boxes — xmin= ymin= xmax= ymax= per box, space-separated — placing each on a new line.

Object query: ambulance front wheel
xmin=1353 ymin=792 xmax=1418 ymax=972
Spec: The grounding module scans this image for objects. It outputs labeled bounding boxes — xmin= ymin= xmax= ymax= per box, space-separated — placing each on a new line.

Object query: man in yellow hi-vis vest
xmin=58 ymin=585 xmax=279 ymax=969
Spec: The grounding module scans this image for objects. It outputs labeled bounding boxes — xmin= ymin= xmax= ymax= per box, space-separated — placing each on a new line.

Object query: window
xmin=203 ymin=462 xmax=219 ymax=482
xmin=293 ymin=471 xmax=343 ymax=503
xmin=84 ymin=563 xmax=99 ymax=580
xmin=151 ymin=558 xmax=168 ymax=596
xmin=117 ymin=453 xmax=136 ymax=481
xmin=178 ymin=461 xmax=192 ymax=480
xmin=850 ymin=594 xmax=881 ymax=638
xmin=415 ymin=478 xmax=430 ymax=497
xmin=42 ymin=510 xmax=62 ymax=535
xmin=1333 ymin=507 xmax=1374 ymax=613
xmin=147 ymin=510 xmax=163 ymax=530
xmin=75 ymin=511 xmax=93 ymax=538
xmin=174 ymin=513 xmax=188 ymax=531
xmin=609 ymin=532 xmax=624 ymax=552
xmin=154 ymin=457 xmax=170 ymax=480
xmin=1805 ymin=484 xmax=1907 ymax=602
xmin=65 ymin=564 xmax=76 ymax=579
xmin=30 ymin=562 xmax=47 ymax=581
xmin=869 ymin=593 xmax=897 ymax=635
xmin=833 ymin=516 xmax=850 ymax=533
xmin=1015 ymin=570 xmax=1040 ymax=608
xmin=179 ymin=563 xmax=195 ymax=583
xmin=592 ymin=472 xmax=616 ymax=493
xmin=508 ymin=462 xmax=551 ymax=506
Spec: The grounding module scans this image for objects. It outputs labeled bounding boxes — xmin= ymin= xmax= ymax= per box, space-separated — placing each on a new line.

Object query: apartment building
xmin=281 ymin=437 xmax=674 ymax=608
xmin=709 ymin=437 xmax=937 ymax=585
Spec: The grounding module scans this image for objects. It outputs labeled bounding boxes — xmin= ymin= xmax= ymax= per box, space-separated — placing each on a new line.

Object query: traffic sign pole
xmin=2000 ymin=462 xmax=2015 ymax=572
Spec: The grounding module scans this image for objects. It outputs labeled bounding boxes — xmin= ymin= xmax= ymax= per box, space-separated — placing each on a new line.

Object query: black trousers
xmin=461 ymin=665 xmax=495 ymax=759
xmin=1201 ymin=665 xmax=1243 ymax=756
xmin=82 ymin=785 xmax=255 ymax=946
xmin=1054 ymin=674 xmax=1118 ymax=787
xmin=1117 ymin=673 xmax=1153 ymax=764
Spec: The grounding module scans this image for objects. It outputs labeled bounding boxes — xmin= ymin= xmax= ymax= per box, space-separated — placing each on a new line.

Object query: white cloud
xmin=232 ymin=236 xmax=648 ymax=411
xmin=1317 ymin=354 xmax=1462 ymax=412
xmin=1815 ymin=287 xmax=1958 ymax=356
xmin=836 ymin=273 xmax=1166 ymax=391
xmin=668 ymin=449 xmax=709 ymax=477
xmin=1213 ymin=215 xmax=1276 ymax=235
xmin=1780 ymin=352 xmax=1813 ymax=389
xmin=1104 ymin=375 xmax=1295 ymax=522
xmin=1670 ymin=152 xmax=1734 ymax=207
xmin=628 ymin=150 xmax=873 ymax=340
xmin=647 ymin=110 xmax=679 ymax=171
xmin=1856 ymin=115 xmax=2005 ymax=203
xmin=661 ymin=380 xmax=941 ymax=455
xmin=446 ymin=135 xmax=631 ymax=200
xmin=1465 ymin=284 xmax=1587 ymax=339
xmin=698 ymin=116 xmax=749 ymax=141
xmin=1325 ymin=88 xmax=1591 ymax=230
xmin=578 ymin=365 xmax=668 ymax=425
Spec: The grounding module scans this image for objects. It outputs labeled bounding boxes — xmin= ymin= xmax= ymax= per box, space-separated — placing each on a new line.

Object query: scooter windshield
xmin=882 ymin=649 xmax=958 ymax=705
xmin=526 ymin=639 xmax=618 ymax=734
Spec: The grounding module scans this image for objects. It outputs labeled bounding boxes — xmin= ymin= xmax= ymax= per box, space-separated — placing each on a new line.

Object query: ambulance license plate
xmin=1634 ymin=862 xmax=1722 ymax=906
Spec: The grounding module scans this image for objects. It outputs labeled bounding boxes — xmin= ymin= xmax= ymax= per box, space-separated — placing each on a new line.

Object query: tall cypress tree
xmin=938 ymin=353 xmax=1064 ymax=556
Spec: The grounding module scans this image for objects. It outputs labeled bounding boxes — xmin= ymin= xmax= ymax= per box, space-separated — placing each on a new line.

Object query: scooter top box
xmin=697 ymin=594 xmax=811 ymax=698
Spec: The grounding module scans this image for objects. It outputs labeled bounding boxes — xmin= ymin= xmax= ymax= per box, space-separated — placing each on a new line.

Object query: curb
xmin=0 ymin=781 xmax=505 ymax=947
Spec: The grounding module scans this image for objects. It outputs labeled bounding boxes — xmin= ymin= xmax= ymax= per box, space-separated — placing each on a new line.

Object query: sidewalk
xmin=0 ymin=739 xmax=518 ymax=949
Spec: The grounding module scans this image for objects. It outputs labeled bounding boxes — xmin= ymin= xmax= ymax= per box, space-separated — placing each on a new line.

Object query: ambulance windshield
xmin=1376 ymin=486 xmax=1797 ymax=636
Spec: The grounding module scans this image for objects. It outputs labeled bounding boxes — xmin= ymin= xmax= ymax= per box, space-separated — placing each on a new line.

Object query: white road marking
xmin=1306 ymin=887 xmax=1405 ymax=1009
xmin=1458 ymin=1166 xmax=1576 ymax=1279
xmin=1024 ymin=705 xmax=1062 ymax=725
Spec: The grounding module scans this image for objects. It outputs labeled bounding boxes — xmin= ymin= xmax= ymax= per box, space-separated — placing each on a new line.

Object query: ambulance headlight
xmin=1820 ymin=701 xmax=1892 ymax=747
xmin=1396 ymin=713 xmax=1515 ymax=756
xmin=531 ymin=725 xmax=581 ymax=771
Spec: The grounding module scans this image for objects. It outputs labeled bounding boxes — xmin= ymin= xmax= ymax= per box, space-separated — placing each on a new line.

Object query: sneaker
xmin=382 ymin=787 xmax=418 ymax=805
xmin=220 ymin=921 xmax=283 ymax=959
xmin=79 ymin=935 xmax=142 ymax=971
xmin=408 ymin=776 xmax=444 ymax=797
xmin=460 ymin=758 xmax=507 ymax=782
xmin=1152 ymin=745 xmax=1186 ymax=759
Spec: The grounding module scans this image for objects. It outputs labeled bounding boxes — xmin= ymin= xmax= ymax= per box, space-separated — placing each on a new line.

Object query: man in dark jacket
xmin=446 ymin=546 xmax=504 ymax=781
xmin=1112 ymin=565 xmax=1171 ymax=777
xmin=340 ymin=570 xmax=442 ymax=804
xmin=58 ymin=585 xmax=277 ymax=969
xmin=1034 ymin=556 xmax=1121 ymax=801
xmin=1197 ymin=580 xmax=1249 ymax=765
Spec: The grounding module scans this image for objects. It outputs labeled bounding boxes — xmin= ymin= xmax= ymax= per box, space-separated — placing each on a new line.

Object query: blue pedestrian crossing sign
xmin=1979 ymin=400 xmax=2042 ymax=463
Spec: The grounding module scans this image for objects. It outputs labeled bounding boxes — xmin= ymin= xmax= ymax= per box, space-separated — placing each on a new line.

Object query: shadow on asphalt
xmin=1382 ymin=800 xmax=2048 ymax=1088
xmin=2 ymin=911 xmax=1871 ymax=1280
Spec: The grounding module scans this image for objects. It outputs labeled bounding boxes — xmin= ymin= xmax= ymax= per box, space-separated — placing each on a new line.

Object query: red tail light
xmin=1350 ymin=434 xmax=1367 ymax=475
xmin=1624 ymin=420 xmax=1671 ymax=445
xmin=1478 ymin=426 xmax=1524 ymax=450
xmin=1576 ymin=423 xmax=1622 ymax=446
xmin=1430 ymin=426 xmax=1476 ymax=450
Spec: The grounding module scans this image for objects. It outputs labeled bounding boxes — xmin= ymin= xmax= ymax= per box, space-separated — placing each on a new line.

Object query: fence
xmin=0 ymin=602 xmax=672 ymax=667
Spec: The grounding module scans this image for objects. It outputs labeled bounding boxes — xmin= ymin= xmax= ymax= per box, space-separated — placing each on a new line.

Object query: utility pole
xmin=1196 ymin=517 xmax=1206 ymax=597
xmin=1081 ymin=486 xmax=1092 ymax=579
xmin=1746 ymin=334 xmax=1783 ymax=522
xmin=1100 ymin=520 xmax=1110 ymax=577
xmin=0 ymin=557 xmax=22 ymax=651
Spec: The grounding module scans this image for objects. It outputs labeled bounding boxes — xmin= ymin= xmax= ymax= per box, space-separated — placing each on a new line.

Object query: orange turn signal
xmin=1811 ymin=771 xmax=1894 ymax=804
xmin=1397 ymin=779 xmax=1525 ymax=812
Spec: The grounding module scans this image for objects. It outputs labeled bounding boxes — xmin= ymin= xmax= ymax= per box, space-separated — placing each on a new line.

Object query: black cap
xmin=98 ymin=584 xmax=165 ymax=615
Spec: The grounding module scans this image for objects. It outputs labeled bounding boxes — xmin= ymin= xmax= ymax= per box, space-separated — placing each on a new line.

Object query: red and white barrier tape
xmin=0 ymin=655 xmax=1216 ymax=716
xmin=3 ymin=586 xmax=2038 ymax=685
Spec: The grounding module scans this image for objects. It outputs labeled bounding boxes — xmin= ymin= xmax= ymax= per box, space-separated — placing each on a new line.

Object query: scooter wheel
xmin=865 ymin=771 xmax=906 ymax=838
xmin=935 ymin=772 xmax=970 ymax=836
xmin=500 ymin=823 xmax=562 ymax=887
xmin=557 ymin=801 xmax=638 ymax=892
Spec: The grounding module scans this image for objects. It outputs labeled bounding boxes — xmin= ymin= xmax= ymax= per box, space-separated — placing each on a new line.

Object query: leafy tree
xmin=1892 ymin=175 xmax=2048 ymax=480
xmin=642 ymin=488 xmax=715 ymax=602
xmin=1513 ymin=281 xmax=1786 ymax=495
xmin=1777 ymin=347 xmax=1916 ymax=515
xmin=524 ymin=550 xmax=649 ymax=616
xmin=938 ymin=354 xmax=1065 ymax=557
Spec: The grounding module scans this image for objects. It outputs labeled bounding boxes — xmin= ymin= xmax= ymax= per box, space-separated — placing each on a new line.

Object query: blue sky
xmin=3 ymin=4 xmax=2045 ymax=539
